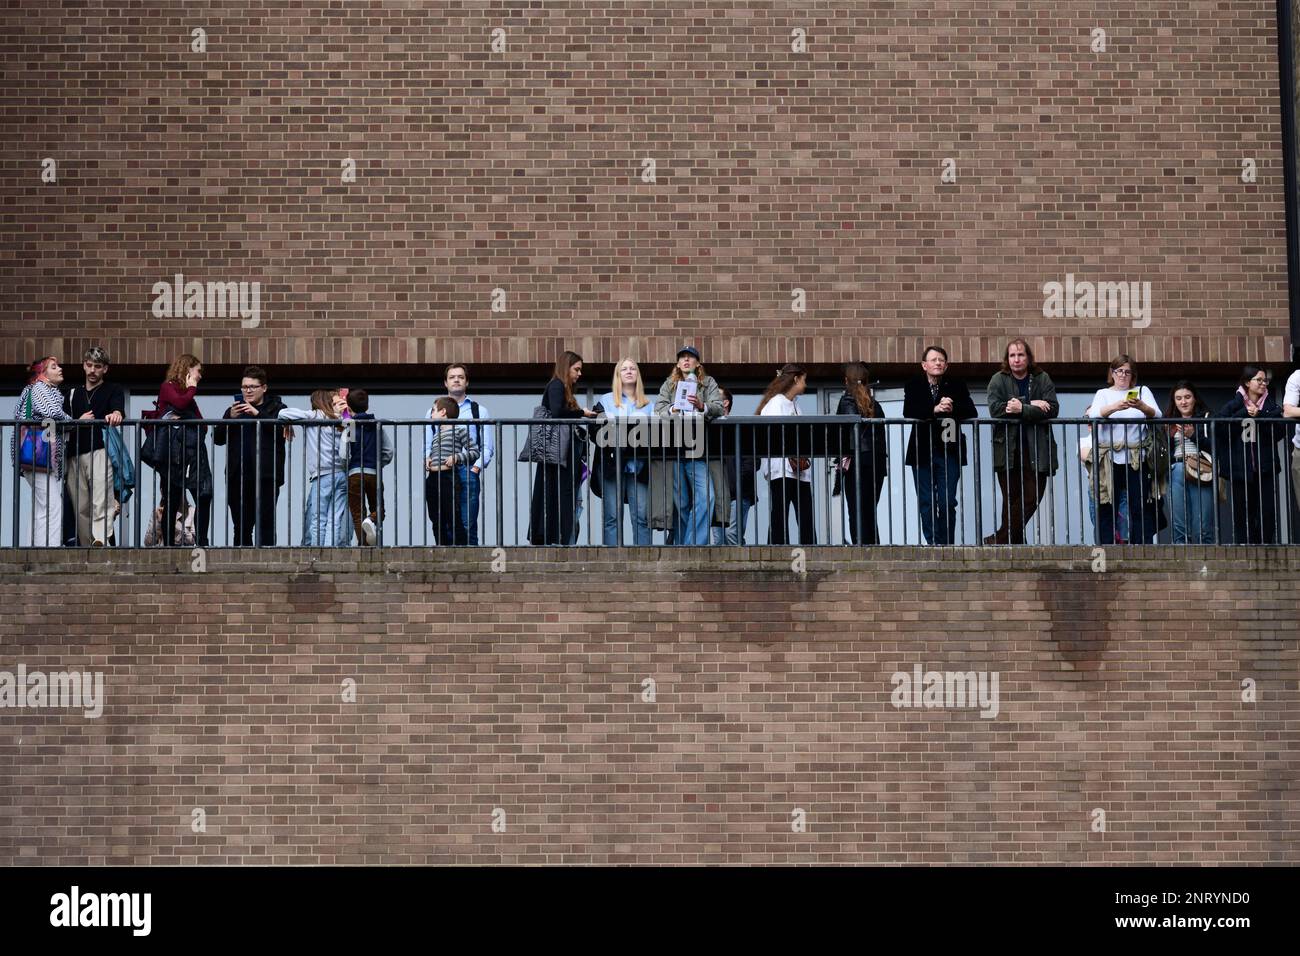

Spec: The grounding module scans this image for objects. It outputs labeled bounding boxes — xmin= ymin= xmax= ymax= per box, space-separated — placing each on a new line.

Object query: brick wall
xmin=1 ymin=2 xmax=1290 ymax=373
xmin=2 ymin=547 xmax=1296 ymax=865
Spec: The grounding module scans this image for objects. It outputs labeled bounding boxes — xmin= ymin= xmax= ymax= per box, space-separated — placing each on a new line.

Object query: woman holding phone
xmin=152 ymin=354 xmax=214 ymax=547
xmin=1086 ymin=355 xmax=1159 ymax=544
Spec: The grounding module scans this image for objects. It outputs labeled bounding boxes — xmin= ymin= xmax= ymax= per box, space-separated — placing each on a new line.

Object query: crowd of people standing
xmin=10 ymin=342 xmax=1300 ymax=548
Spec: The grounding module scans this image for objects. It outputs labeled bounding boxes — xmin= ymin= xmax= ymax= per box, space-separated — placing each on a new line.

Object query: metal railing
xmin=3 ymin=415 xmax=1298 ymax=547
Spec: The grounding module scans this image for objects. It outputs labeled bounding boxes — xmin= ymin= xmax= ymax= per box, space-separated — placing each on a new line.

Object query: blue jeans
xmin=709 ymin=497 xmax=753 ymax=545
xmin=912 ymin=457 xmax=961 ymax=545
xmin=303 ymin=470 xmax=351 ymax=546
xmin=1169 ymin=467 xmax=1216 ymax=544
xmin=674 ymin=460 xmax=714 ymax=546
xmin=1088 ymin=485 xmax=1128 ymax=542
xmin=602 ymin=472 xmax=651 ymax=545
xmin=456 ymin=465 xmax=481 ymax=546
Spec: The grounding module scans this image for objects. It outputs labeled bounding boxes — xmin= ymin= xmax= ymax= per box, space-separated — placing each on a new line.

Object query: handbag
xmin=144 ymin=505 xmax=196 ymax=547
xmin=138 ymin=402 xmax=178 ymax=470
xmin=18 ymin=389 xmax=52 ymax=473
xmin=517 ymin=403 xmax=570 ymax=466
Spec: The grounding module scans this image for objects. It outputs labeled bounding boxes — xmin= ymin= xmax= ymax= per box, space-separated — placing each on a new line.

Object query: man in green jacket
xmin=985 ymin=339 xmax=1059 ymax=544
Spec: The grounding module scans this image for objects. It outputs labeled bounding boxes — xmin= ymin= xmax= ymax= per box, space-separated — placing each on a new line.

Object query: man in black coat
xmin=903 ymin=345 xmax=978 ymax=545
xmin=213 ymin=365 xmax=287 ymax=546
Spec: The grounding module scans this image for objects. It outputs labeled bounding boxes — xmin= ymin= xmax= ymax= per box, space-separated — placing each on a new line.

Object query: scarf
xmin=1238 ymin=384 xmax=1268 ymax=414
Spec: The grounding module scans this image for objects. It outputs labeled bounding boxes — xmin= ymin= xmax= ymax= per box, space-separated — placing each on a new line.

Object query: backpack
xmin=468 ymin=400 xmax=482 ymax=453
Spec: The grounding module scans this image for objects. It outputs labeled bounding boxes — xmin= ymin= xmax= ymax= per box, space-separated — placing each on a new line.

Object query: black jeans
xmin=228 ymin=477 xmax=280 ymax=546
xmin=528 ymin=463 xmax=579 ymax=546
xmin=425 ymin=470 xmax=468 ymax=545
xmin=769 ymin=477 xmax=816 ymax=545
xmin=1230 ymin=473 xmax=1280 ymax=544
xmin=843 ymin=463 xmax=886 ymax=545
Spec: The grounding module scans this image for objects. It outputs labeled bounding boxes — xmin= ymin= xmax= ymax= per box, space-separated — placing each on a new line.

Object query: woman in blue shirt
xmin=595 ymin=358 xmax=655 ymax=545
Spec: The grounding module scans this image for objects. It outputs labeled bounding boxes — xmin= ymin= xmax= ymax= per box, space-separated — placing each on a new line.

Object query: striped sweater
xmin=11 ymin=382 xmax=74 ymax=480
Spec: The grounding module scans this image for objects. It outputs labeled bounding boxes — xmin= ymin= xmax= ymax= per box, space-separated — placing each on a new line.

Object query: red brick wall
xmin=0 ymin=2 xmax=1289 ymax=374
xmin=2 ymin=547 xmax=1296 ymax=865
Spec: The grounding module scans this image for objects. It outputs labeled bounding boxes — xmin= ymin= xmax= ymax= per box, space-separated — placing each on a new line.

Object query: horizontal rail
xmin=3 ymin=416 xmax=1297 ymax=548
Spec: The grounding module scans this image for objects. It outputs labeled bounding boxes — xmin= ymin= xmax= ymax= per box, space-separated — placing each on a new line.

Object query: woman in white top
xmin=758 ymin=363 xmax=816 ymax=544
xmin=1087 ymin=355 xmax=1159 ymax=544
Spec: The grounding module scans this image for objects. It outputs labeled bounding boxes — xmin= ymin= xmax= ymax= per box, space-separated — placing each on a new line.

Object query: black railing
xmin=4 ymin=416 xmax=1298 ymax=547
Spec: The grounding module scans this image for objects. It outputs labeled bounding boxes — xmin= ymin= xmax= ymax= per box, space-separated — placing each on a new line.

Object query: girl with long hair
xmin=1164 ymin=380 xmax=1217 ymax=544
xmin=528 ymin=351 xmax=596 ymax=545
xmin=834 ymin=361 xmax=889 ymax=545
xmin=152 ymin=353 xmax=214 ymax=546
xmin=758 ymin=363 xmax=816 ymax=545
xmin=595 ymin=358 xmax=654 ymax=545
xmin=279 ymin=388 xmax=352 ymax=545
xmin=651 ymin=346 xmax=726 ymax=545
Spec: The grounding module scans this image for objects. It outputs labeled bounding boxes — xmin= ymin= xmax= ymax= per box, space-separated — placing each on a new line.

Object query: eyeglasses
xmin=1112 ymin=369 xmax=1133 ymax=376
xmin=240 ymin=384 xmax=264 ymax=391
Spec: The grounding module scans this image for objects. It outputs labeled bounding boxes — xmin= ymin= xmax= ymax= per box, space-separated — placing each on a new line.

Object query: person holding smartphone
xmin=213 ymin=366 xmax=287 ymax=546
xmin=1086 ymin=355 xmax=1159 ymax=544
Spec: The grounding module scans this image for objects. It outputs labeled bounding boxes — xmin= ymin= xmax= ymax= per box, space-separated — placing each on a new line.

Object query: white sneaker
xmin=361 ymin=516 xmax=377 ymax=546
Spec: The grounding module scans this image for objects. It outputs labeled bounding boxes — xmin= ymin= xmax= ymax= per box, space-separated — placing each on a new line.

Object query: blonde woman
xmin=596 ymin=358 xmax=654 ymax=545
xmin=279 ymin=389 xmax=352 ymax=545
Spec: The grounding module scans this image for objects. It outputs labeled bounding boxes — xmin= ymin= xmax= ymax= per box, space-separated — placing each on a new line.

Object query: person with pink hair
xmin=11 ymin=357 xmax=75 ymax=546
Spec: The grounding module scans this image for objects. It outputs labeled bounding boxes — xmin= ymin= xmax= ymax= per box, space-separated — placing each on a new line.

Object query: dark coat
xmin=151 ymin=387 xmax=213 ymax=500
xmin=986 ymin=369 xmax=1059 ymax=475
xmin=903 ymin=375 xmax=978 ymax=467
xmin=213 ymin=392 xmax=287 ymax=487
xmin=542 ymin=377 xmax=587 ymax=468
xmin=1215 ymin=393 xmax=1285 ymax=481
xmin=832 ymin=392 xmax=889 ymax=495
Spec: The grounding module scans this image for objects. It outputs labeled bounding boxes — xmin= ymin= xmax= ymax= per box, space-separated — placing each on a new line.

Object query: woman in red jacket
xmin=152 ymin=354 xmax=214 ymax=546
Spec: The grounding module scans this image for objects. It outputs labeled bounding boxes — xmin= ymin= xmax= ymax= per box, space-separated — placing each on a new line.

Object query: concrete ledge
xmin=6 ymin=544 xmax=1300 ymax=577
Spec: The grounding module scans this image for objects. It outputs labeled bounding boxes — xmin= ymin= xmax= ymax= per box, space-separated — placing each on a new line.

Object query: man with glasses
xmin=214 ymin=366 xmax=288 ymax=545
